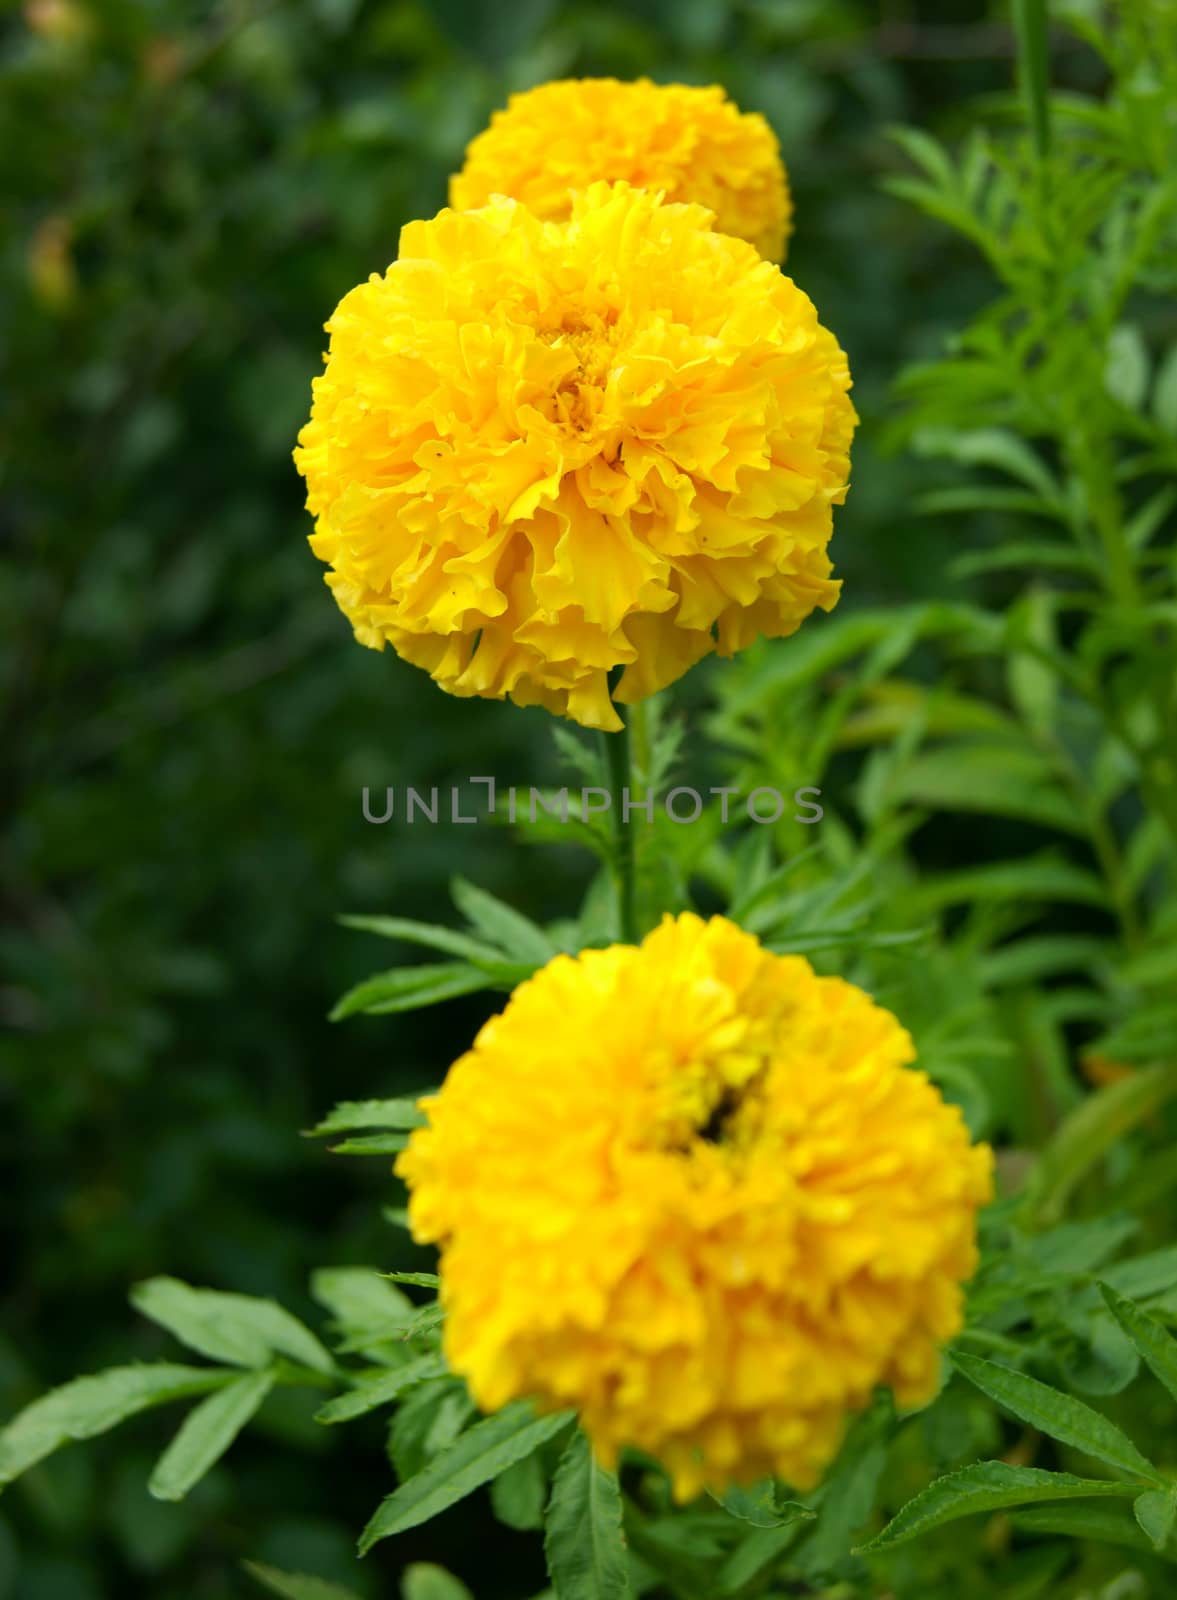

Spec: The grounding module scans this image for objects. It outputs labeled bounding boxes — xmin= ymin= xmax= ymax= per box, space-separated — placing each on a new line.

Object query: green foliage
xmin=859 ymin=1463 xmax=1140 ymax=1554
xmin=400 ymin=1566 xmax=475 ymax=1600
xmin=245 ymin=1563 xmax=364 ymax=1600
xmin=359 ymin=1405 xmax=574 ymax=1554
xmin=950 ymin=1353 xmax=1162 ymax=1483
xmin=1100 ymin=1283 xmax=1177 ymax=1407
xmin=148 ymin=1370 xmax=276 ymax=1502
xmin=542 ymin=1431 xmax=630 ymax=1600
xmin=130 ymin=1277 xmax=334 ymax=1375
xmin=0 ymin=1365 xmax=238 ymax=1488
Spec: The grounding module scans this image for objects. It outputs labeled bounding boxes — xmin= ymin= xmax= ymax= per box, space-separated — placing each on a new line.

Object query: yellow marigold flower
xmin=398 ymin=913 xmax=993 ymax=1499
xmin=451 ymin=78 xmax=792 ymax=261
xmin=294 ymin=183 xmax=855 ymax=731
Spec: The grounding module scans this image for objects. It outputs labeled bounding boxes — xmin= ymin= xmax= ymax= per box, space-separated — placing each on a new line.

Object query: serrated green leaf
xmin=149 ymin=1369 xmax=273 ymax=1501
xmin=1011 ymin=1500 xmax=1163 ymax=1557
xmin=450 ymin=877 xmax=556 ymax=965
xmin=912 ymin=856 xmax=1108 ymax=913
xmin=1134 ymin=1487 xmax=1177 ymax=1552
xmin=1105 ymin=324 xmax=1149 ymax=411
xmin=910 ymin=427 xmax=1062 ymax=501
xmin=402 ymin=1561 xmax=476 ymax=1600
xmin=359 ymin=1402 xmax=573 ymax=1553
xmin=838 ymin=682 xmax=1015 ymax=749
xmin=1116 ymin=941 xmax=1177 ymax=988
xmin=1057 ymin=1309 xmax=1139 ymax=1397
xmin=1091 ymin=1007 xmax=1177 ymax=1064
xmin=637 ymin=698 xmax=686 ymax=794
xmin=800 ymin=1409 xmax=889 ymax=1577
xmin=1101 ymin=1247 xmax=1177 ymax=1300
xmin=765 ymin=926 xmax=930 ymax=957
xmin=311 ymin=1268 xmax=414 ymax=1344
xmin=130 ymin=1281 xmax=267 ymax=1366
xmin=306 ymin=1099 xmax=428 ymax=1137
xmin=951 ymin=1353 xmax=1161 ymax=1483
xmin=950 ymin=540 xmax=1095 ymax=575
xmin=1099 ymin=1283 xmax=1177 ymax=1406
xmin=857 ymin=1461 xmax=1139 ymax=1552
xmin=330 ymin=962 xmax=498 ymax=1020
xmin=402 ymin=1565 xmax=475 ymax=1600
xmin=1025 ymin=1216 xmax=1139 ymax=1276
xmin=887 ymin=124 xmax=958 ymax=188
xmin=544 ymin=1430 xmax=630 ymax=1600
xmin=712 ymin=1479 xmax=814 ymax=1529
xmin=1024 ymin=1065 xmax=1177 ymax=1224
xmin=886 ymin=742 xmax=1083 ymax=835
xmin=387 ymin=1378 xmax=474 ymax=1482
xmin=714 ymin=1520 xmax=805 ymax=1594
xmin=327 ymin=1134 xmax=410 ymax=1156
xmin=881 ymin=176 xmax=979 ymax=235
xmin=1153 ymin=345 xmax=1177 ymax=434
xmin=727 ymin=848 xmax=822 ymax=926
xmin=1124 ymin=485 xmax=1177 ymax=550
xmin=1007 ymin=587 xmax=1058 ymax=734
xmin=395 ymin=1303 xmax=445 ymax=1343
xmin=978 ymin=935 xmax=1109 ymax=988
xmin=334 ymin=1320 xmax=437 ymax=1360
xmin=244 ymin=1561 xmax=363 ymax=1600
xmin=131 ymin=1277 xmax=333 ymax=1375
xmin=315 ymin=1354 xmax=447 ymax=1424
xmin=550 ymin=725 xmax=607 ymax=788
xmin=721 ymin=604 xmax=998 ymax=715
xmin=0 ymin=1364 xmax=235 ymax=1488
xmin=337 ymin=913 xmax=517 ymax=973
xmin=490 ymin=1450 xmax=547 ymax=1531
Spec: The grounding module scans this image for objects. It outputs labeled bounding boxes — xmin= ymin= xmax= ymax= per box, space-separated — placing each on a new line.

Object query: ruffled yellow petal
xmin=294 ymin=183 xmax=856 ymax=728
xmin=398 ymin=914 xmax=993 ymax=1498
xmin=451 ymin=78 xmax=792 ymax=262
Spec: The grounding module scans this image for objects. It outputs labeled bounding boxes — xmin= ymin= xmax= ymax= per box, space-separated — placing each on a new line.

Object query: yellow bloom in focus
xmin=451 ymin=78 xmax=792 ymax=261
xmin=398 ymin=913 xmax=993 ymax=1499
xmin=294 ymin=183 xmax=855 ymax=732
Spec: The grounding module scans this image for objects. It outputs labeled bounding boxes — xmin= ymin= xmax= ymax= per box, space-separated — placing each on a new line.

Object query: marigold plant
xmin=15 ymin=7 xmax=1177 ymax=1596
xmin=450 ymin=77 xmax=792 ymax=261
xmin=294 ymin=182 xmax=855 ymax=731
xmin=398 ymin=912 xmax=994 ymax=1499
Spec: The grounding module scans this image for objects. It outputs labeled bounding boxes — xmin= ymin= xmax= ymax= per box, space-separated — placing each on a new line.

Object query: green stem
xmin=602 ymin=714 xmax=638 ymax=945
xmin=1013 ymin=0 xmax=1052 ymax=162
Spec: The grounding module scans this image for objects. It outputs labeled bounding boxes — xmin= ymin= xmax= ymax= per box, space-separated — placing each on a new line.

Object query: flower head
xmin=451 ymin=77 xmax=792 ymax=261
xmin=398 ymin=914 xmax=993 ymax=1499
xmin=294 ymin=183 xmax=855 ymax=731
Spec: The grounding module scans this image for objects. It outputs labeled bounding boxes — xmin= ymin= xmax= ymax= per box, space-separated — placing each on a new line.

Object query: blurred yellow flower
xmin=294 ymin=183 xmax=854 ymax=730
xmin=28 ymin=216 xmax=77 ymax=311
xmin=24 ymin=0 xmax=90 ymax=43
xmin=451 ymin=77 xmax=792 ymax=261
xmin=398 ymin=913 xmax=993 ymax=1499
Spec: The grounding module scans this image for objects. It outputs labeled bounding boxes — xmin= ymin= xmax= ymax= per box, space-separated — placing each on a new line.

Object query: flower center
xmin=539 ymin=314 xmax=616 ymax=432
xmin=695 ymin=1085 xmax=743 ymax=1145
xmin=644 ymin=1047 xmax=772 ymax=1160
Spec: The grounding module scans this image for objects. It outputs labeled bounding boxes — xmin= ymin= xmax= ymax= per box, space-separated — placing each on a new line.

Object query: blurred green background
xmin=0 ymin=0 xmax=1092 ymax=1594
